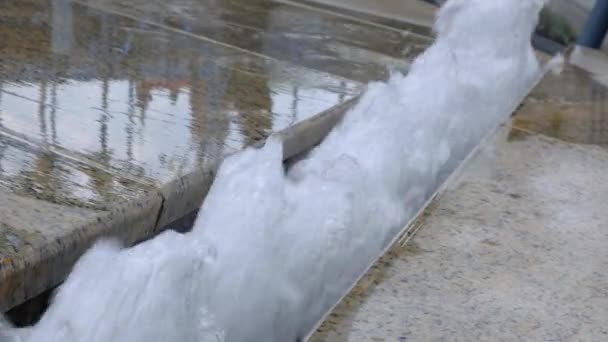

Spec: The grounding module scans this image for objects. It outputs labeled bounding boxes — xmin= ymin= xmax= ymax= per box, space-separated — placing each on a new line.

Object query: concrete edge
xmin=570 ymin=45 xmax=608 ymax=77
xmin=0 ymin=191 xmax=163 ymax=311
xmin=155 ymin=96 xmax=360 ymax=229
xmin=0 ymin=95 xmax=360 ymax=312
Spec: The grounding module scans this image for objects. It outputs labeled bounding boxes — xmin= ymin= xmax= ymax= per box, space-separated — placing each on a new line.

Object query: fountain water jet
xmin=1 ymin=1 xmax=553 ymax=341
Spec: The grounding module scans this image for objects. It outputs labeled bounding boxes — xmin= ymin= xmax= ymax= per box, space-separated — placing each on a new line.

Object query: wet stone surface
xmin=0 ymin=0 xmax=362 ymax=185
xmin=0 ymin=133 xmax=152 ymax=210
xmin=514 ymin=50 xmax=608 ymax=147
xmin=77 ymin=0 xmax=430 ymax=82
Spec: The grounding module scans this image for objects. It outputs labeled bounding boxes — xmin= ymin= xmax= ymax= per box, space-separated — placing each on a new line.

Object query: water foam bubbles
xmin=2 ymin=1 xmax=547 ymax=341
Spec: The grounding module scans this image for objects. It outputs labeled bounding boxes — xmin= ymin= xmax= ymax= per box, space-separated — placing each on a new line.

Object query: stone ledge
xmin=0 ymin=190 xmax=163 ymax=311
xmin=0 ymin=96 xmax=360 ymax=312
xmin=155 ymin=96 xmax=359 ymax=230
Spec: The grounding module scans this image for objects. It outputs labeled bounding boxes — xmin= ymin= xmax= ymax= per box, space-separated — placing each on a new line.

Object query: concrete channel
xmin=310 ymin=48 xmax=608 ymax=340
xmin=5 ymin=1 xmax=608 ymax=341
xmin=0 ymin=0 xmax=434 ymax=323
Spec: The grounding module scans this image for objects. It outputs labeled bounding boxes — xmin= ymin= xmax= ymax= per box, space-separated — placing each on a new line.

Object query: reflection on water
xmin=0 ymin=0 xmax=360 ymax=206
xmin=0 ymin=133 xmax=149 ymax=209
xmin=82 ymin=0 xmax=428 ymax=82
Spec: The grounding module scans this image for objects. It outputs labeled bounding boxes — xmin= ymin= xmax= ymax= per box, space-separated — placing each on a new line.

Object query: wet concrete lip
xmin=570 ymin=45 xmax=608 ymax=86
xmin=0 ymin=0 xmax=365 ymax=184
xmin=513 ymin=47 xmax=608 ymax=147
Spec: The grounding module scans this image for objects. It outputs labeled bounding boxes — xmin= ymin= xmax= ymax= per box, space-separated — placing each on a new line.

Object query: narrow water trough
xmin=6 ymin=54 xmax=549 ymax=338
xmin=296 ymin=62 xmax=551 ymax=341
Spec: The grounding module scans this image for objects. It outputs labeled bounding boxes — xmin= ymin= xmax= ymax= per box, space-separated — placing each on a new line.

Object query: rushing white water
xmin=2 ymin=0 xmax=552 ymax=341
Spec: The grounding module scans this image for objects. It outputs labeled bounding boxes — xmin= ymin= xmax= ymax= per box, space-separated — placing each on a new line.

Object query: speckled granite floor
xmin=311 ymin=125 xmax=608 ymax=341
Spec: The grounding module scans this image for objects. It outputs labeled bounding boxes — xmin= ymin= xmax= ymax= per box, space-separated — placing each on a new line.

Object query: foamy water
xmin=2 ymin=1 xmax=551 ymax=341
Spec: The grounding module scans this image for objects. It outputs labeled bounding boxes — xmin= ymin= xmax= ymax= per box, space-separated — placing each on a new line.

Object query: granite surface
xmin=311 ymin=125 xmax=608 ymax=341
xmin=0 ymin=0 xmax=433 ymax=311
